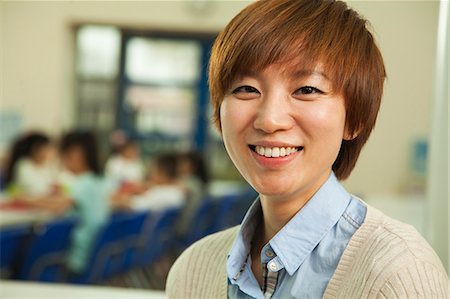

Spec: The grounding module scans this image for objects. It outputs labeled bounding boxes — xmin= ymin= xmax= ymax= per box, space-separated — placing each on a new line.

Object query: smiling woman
xmin=166 ymin=1 xmax=449 ymax=298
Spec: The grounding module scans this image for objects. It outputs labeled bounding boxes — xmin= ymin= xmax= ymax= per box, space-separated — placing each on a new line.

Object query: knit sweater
xmin=166 ymin=205 xmax=449 ymax=298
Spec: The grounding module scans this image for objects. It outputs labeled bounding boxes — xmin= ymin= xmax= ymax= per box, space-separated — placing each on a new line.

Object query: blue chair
xmin=71 ymin=211 xmax=148 ymax=284
xmin=124 ymin=208 xmax=181 ymax=270
xmin=181 ymin=198 xmax=221 ymax=246
xmin=211 ymin=188 xmax=258 ymax=232
xmin=0 ymin=224 xmax=31 ymax=278
xmin=211 ymin=194 xmax=242 ymax=231
xmin=16 ymin=216 xmax=77 ymax=282
xmin=233 ymin=188 xmax=258 ymax=223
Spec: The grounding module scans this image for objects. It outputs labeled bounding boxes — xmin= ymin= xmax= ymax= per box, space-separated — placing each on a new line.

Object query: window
xmin=119 ymin=36 xmax=204 ymax=153
xmin=75 ymin=26 xmax=214 ymax=156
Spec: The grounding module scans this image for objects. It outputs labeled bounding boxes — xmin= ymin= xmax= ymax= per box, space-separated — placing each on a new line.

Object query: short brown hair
xmin=209 ymin=0 xmax=386 ymax=180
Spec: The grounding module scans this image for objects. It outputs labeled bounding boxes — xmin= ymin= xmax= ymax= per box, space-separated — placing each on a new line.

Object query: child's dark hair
xmin=179 ymin=151 xmax=209 ymax=186
xmin=60 ymin=130 xmax=102 ymax=175
xmin=4 ymin=131 xmax=51 ymax=186
xmin=154 ymin=153 xmax=179 ymax=181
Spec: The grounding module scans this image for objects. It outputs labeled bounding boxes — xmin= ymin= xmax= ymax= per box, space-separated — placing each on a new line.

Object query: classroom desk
xmin=0 ymin=280 xmax=167 ymax=299
xmin=0 ymin=210 xmax=55 ymax=228
xmin=0 ymin=204 xmax=55 ymax=228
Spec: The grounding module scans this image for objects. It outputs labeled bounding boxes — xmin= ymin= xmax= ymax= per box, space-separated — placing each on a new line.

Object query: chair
xmin=0 ymin=224 xmax=31 ymax=278
xmin=70 ymin=211 xmax=148 ymax=284
xmin=181 ymin=198 xmax=220 ymax=246
xmin=124 ymin=207 xmax=181 ymax=271
xmin=16 ymin=216 xmax=77 ymax=282
xmin=210 ymin=188 xmax=258 ymax=232
xmin=233 ymin=188 xmax=258 ymax=222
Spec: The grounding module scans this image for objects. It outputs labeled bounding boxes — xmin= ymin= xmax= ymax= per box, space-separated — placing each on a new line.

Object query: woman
xmin=167 ymin=1 xmax=448 ymax=298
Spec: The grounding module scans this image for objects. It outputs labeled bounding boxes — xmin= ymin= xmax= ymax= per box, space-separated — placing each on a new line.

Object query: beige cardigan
xmin=167 ymin=205 xmax=449 ymax=298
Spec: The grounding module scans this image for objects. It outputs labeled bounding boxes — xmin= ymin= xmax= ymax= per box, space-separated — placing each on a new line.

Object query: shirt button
xmin=268 ymin=261 xmax=277 ymax=272
xmin=265 ymin=250 xmax=274 ymax=258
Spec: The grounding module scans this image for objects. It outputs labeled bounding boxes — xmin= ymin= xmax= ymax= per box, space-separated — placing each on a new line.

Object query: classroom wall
xmin=0 ymin=0 xmax=440 ymax=197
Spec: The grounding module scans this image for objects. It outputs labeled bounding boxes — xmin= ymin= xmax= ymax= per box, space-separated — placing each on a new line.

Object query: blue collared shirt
xmin=227 ymin=173 xmax=367 ymax=299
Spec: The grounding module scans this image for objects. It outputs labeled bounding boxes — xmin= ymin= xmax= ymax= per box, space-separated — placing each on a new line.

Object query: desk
xmin=0 ymin=202 xmax=55 ymax=228
xmin=0 ymin=210 xmax=55 ymax=228
xmin=0 ymin=280 xmax=167 ymax=299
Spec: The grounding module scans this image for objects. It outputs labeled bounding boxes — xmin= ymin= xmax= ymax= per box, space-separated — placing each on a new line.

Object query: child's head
xmin=150 ymin=153 xmax=179 ymax=185
xmin=5 ymin=131 xmax=52 ymax=185
xmin=209 ymin=0 xmax=386 ymax=180
xmin=118 ymin=141 xmax=140 ymax=161
xmin=59 ymin=130 xmax=101 ymax=175
xmin=177 ymin=151 xmax=209 ymax=185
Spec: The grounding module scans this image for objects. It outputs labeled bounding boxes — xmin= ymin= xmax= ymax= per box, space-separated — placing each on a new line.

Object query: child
xmin=59 ymin=130 xmax=114 ymax=274
xmin=3 ymin=131 xmax=68 ymax=212
xmin=105 ymin=139 xmax=145 ymax=193
xmin=5 ymin=132 xmax=57 ymax=197
xmin=176 ymin=151 xmax=209 ymax=236
xmin=131 ymin=153 xmax=185 ymax=212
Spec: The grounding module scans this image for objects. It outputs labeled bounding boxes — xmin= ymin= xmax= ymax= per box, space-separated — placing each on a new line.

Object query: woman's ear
xmin=343 ymin=124 xmax=359 ymax=141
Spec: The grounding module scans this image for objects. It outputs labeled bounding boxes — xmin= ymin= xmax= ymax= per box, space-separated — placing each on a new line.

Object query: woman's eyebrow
xmin=291 ymin=69 xmax=330 ymax=80
xmin=236 ymin=71 xmax=261 ymax=80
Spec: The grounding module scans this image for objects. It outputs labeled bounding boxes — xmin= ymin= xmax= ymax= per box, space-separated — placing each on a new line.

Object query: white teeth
xmin=254 ymin=145 xmax=301 ymax=158
xmin=257 ymin=146 xmax=265 ymax=155
xmin=272 ymin=147 xmax=280 ymax=157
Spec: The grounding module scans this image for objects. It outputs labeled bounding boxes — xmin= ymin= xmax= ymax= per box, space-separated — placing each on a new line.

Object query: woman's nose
xmin=253 ymin=96 xmax=294 ymax=134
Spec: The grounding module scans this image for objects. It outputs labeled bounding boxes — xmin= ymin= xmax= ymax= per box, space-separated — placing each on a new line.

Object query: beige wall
xmin=344 ymin=1 xmax=439 ymax=195
xmin=0 ymin=0 xmax=440 ymax=197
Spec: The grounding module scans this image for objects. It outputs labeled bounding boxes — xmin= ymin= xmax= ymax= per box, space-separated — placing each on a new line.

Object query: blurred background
xmin=0 ymin=0 xmax=448 ymax=297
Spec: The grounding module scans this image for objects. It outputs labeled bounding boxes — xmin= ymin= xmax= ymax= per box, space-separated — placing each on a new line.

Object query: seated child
xmin=59 ymin=130 xmax=114 ymax=274
xmin=105 ymin=139 xmax=144 ymax=194
xmin=131 ymin=153 xmax=185 ymax=212
xmin=4 ymin=131 xmax=69 ymax=213
xmin=176 ymin=151 xmax=209 ymax=236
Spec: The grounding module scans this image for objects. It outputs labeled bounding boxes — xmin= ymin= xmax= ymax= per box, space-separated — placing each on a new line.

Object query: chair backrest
xmin=76 ymin=211 xmax=148 ymax=283
xmin=143 ymin=208 xmax=180 ymax=248
xmin=212 ymin=194 xmax=242 ymax=231
xmin=131 ymin=207 xmax=181 ymax=266
xmin=210 ymin=188 xmax=257 ymax=232
xmin=0 ymin=224 xmax=31 ymax=278
xmin=185 ymin=198 xmax=220 ymax=244
xmin=233 ymin=188 xmax=258 ymax=223
xmin=16 ymin=216 xmax=77 ymax=281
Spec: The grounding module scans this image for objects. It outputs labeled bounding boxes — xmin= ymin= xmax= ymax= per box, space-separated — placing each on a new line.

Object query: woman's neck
xmin=258 ymin=170 xmax=331 ymax=244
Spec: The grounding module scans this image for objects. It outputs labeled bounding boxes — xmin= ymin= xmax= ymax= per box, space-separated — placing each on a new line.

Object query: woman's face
xmin=220 ymin=63 xmax=349 ymax=201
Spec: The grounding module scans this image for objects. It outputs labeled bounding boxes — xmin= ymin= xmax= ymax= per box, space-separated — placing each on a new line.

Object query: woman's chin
xmin=252 ymin=182 xmax=297 ymax=199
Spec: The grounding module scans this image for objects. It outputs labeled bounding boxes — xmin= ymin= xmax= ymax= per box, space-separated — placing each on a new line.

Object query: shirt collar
xmin=227 ymin=172 xmax=351 ymax=279
xmin=270 ymin=172 xmax=351 ymax=274
xmin=227 ymin=197 xmax=262 ymax=281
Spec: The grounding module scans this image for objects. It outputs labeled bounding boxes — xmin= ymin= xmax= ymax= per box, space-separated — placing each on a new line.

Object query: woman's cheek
xmin=221 ymin=98 xmax=253 ymax=133
xmin=304 ymin=102 xmax=345 ymax=132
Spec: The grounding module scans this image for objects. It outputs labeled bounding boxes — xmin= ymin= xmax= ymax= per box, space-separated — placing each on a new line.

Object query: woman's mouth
xmin=248 ymin=145 xmax=304 ymax=158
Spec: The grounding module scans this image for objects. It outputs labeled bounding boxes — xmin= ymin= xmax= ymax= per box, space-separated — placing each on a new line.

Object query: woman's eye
xmin=295 ymin=86 xmax=323 ymax=95
xmin=232 ymin=85 xmax=260 ymax=94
